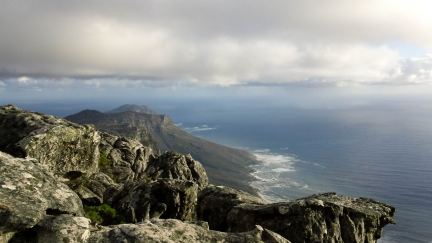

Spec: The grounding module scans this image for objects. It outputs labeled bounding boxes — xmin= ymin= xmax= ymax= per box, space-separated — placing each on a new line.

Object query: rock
xmin=37 ymin=215 xmax=91 ymax=243
xmin=66 ymin=107 xmax=260 ymax=194
xmin=197 ymin=185 xmax=264 ymax=231
xmin=73 ymin=185 xmax=103 ymax=206
xmin=99 ymin=132 xmax=154 ymax=183
xmin=89 ymin=218 xmax=291 ymax=243
xmin=111 ymin=179 xmax=199 ymax=222
xmin=225 ymin=193 xmax=395 ymax=243
xmin=5 ymin=216 xmax=291 ymax=243
xmin=67 ymin=172 xmax=122 ymax=206
xmin=146 ymin=151 xmax=209 ymax=188
xmin=0 ymin=152 xmax=84 ymax=234
xmin=0 ymin=105 xmax=100 ymax=177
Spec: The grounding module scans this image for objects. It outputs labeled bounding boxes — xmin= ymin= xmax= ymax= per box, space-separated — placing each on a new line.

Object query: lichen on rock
xmin=0 ymin=105 xmax=100 ymax=177
xmin=0 ymin=151 xmax=84 ymax=234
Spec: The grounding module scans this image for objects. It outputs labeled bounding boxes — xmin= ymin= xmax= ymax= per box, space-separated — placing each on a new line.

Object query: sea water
xmin=172 ymin=104 xmax=432 ymax=243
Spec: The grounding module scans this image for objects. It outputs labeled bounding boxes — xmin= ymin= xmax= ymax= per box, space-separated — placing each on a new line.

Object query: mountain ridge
xmin=66 ymin=105 xmax=258 ymax=194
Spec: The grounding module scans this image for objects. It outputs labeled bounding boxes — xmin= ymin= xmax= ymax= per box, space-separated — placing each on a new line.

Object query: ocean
xmin=168 ymin=103 xmax=432 ymax=243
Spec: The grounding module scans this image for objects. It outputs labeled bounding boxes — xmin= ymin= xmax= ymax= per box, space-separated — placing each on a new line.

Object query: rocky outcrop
xmin=98 ymin=133 xmax=207 ymax=188
xmin=198 ymin=185 xmax=264 ymax=231
xmin=111 ymin=179 xmax=199 ymax=222
xmin=0 ymin=105 xmax=100 ymax=177
xmin=199 ymin=190 xmax=395 ymax=243
xmin=66 ymin=106 xmax=259 ymax=194
xmin=67 ymin=172 xmax=121 ymax=206
xmin=36 ymin=215 xmax=91 ymax=243
xmin=34 ymin=216 xmax=290 ymax=243
xmin=145 ymin=152 xmax=209 ymax=188
xmin=89 ymin=219 xmax=291 ymax=243
xmin=98 ymin=132 xmax=154 ymax=183
xmin=0 ymin=152 xmax=83 ymax=235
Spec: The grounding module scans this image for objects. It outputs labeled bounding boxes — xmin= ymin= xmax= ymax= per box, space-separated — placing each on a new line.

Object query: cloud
xmin=0 ymin=0 xmax=431 ymax=87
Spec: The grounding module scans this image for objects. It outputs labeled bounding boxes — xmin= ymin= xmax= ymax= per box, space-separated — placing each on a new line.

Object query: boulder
xmin=146 ymin=151 xmax=209 ymax=188
xmin=197 ymin=185 xmax=264 ymax=231
xmin=225 ymin=193 xmax=395 ymax=243
xmin=0 ymin=105 xmax=100 ymax=177
xmin=0 ymin=152 xmax=84 ymax=234
xmin=89 ymin=218 xmax=291 ymax=243
xmin=67 ymin=172 xmax=121 ymax=206
xmin=37 ymin=215 xmax=91 ymax=243
xmin=99 ymin=132 xmax=154 ymax=183
xmin=111 ymin=179 xmax=199 ymax=222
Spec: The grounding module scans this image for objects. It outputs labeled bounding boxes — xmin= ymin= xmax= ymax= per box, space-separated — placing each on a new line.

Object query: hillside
xmin=66 ymin=106 xmax=258 ymax=193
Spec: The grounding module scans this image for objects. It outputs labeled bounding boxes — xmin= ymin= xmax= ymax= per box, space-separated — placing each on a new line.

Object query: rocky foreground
xmin=0 ymin=105 xmax=395 ymax=243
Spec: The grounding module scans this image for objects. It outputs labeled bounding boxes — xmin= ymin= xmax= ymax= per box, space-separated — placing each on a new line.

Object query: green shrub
xmin=84 ymin=204 xmax=119 ymax=225
xmin=98 ymin=151 xmax=111 ymax=169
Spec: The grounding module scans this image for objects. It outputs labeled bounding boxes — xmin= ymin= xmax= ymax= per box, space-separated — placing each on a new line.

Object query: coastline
xmin=247 ymin=148 xmax=318 ymax=202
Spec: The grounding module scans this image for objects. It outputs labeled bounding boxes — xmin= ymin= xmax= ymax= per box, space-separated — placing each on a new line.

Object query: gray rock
xmin=146 ymin=151 xmax=209 ymax=188
xmin=37 ymin=215 xmax=91 ymax=243
xmin=88 ymin=218 xmax=291 ymax=243
xmin=225 ymin=193 xmax=395 ymax=243
xmin=0 ymin=152 xmax=84 ymax=234
xmin=0 ymin=105 xmax=100 ymax=177
xmin=197 ymin=185 xmax=264 ymax=231
xmin=67 ymin=172 xmax=121 ymax=205
xmin=99 ymin=132 xmax=154 ymax=184
xmin=111 ymin=179 xmax=199 ymax=222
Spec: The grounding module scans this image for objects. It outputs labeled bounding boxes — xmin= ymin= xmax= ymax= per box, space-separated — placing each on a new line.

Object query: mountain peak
xmin=108 ymin=104 xmax=156 ymax=114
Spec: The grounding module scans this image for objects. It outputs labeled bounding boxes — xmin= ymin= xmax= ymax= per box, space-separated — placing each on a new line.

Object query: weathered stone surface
xmin=99 ymin=132 xmax=154 ymax=183
xmin=0 ymin=152 xmax=84 ymax=234
xmin=146 ymin=151 xmax=209 ymax=188
xmin=89 ymin=219 xmax=291 ymax=243
xmin=111 ymin=179 xmax=199 ymax=222
xmin=0 ymin=105 xmax=100 ymax=177
xmin=37 ymin=215 xmax=91 ymax=243
xmin=67 ymin=172 xmax=121 ymax=206
xmin=225 ymin=193 xmax=395 ymax=243
xmin=197 ymin=185 xmax=264 ymax=231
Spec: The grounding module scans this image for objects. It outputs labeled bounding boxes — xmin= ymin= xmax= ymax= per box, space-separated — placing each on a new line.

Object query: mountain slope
xmin=66 ymin=107 xmax=259 ymax=193
xmin=108 ymin=104 xmax=156 ymax=114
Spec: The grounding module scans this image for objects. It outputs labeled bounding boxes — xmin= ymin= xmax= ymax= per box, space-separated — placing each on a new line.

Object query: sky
xmin=1 ymin=0 xmax=432 ymax=101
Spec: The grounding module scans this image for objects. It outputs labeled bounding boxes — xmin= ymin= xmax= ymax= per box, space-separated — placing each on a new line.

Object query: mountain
xmin=108 ymin=104 xmax=156 ymax=114
xmin=66 ymin=105 xmax=259 ymax=194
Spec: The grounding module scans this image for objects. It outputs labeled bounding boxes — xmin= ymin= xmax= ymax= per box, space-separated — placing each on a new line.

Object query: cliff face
xmin=0 ymin=105 xmax=395 ymax=243
xmin=65 ymin=107 xmax=258 ymax=194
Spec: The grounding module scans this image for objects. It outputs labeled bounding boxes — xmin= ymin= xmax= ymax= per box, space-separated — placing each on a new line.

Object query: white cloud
xmin=0 ymin=0 xmax=431 ymax=86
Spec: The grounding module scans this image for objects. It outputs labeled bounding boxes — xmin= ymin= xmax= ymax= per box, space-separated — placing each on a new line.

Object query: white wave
xmin=253 ymin=149 xmax=297 ymax=171
xmin=249 ymin=149 xmax=314 ymax=202
xmin=272 ymin=167 xmax=295 ymax=173
xmin=184 ymin=124 xmax=217 ymax=132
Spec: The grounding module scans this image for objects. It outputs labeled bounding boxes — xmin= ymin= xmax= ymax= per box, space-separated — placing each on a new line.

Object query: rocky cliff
xmin=65 ymin=106 xmax=259 ymax=194
xmin=0 ymin=105 xmax=395 ymax=243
